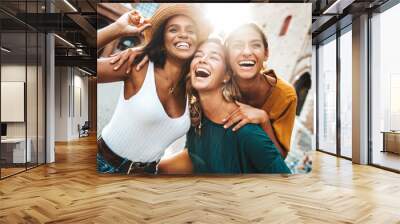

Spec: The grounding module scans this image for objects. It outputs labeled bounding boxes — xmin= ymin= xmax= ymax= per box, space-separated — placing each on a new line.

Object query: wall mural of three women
xmin=97 ymin=3 xmax=313 ymax=175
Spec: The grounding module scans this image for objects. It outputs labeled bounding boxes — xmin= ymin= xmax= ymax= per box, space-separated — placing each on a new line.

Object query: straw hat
xmin=143 ymin=3 xmax=212 ymax=46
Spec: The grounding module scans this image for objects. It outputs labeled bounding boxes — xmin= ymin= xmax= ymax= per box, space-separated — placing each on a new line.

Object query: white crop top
xmin=101 ymin=61 xmax=190 ymax=162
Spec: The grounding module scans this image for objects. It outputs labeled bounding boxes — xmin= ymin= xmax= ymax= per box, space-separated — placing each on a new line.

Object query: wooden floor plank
xmin=0 ymin=135 xmax=399 ymax=223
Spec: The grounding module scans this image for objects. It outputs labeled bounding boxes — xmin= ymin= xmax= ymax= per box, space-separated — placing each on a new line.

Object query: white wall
xmin=73 ymin=74 xmax=89 ymax=137
xmin=1 ymin=64 xmax=46 ymax=163
xmin=252 ymin=3 xmax=311 ymax=80
xmin=1 ymin=65 xmax=34 ymax=138
xmin=55 ymin=66 xmax=68 ymax=141
xmin=54 ymin=67 xmax=89 ymax=141
xmin=1 ymin=64 xmax=27 ymax=155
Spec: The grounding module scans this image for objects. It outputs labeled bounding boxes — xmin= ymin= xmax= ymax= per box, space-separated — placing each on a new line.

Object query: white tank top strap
xmin=121 ymin=61 xmax=155 ymax=102
xmin=141 ymin=61 xmax=155 ymax=91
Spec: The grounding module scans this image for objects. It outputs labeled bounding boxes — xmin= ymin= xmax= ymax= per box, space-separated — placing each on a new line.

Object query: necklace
xmin=168 ymin=86 xmax=175 ymax=94
xmin=156 ymin=69 xmax=181 ymax=95
xmin=168 ymin=79 xmax=182 ymax=95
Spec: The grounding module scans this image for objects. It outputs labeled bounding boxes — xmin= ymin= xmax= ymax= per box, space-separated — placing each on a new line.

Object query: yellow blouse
xmin=262 ymin=70 xmax=297 ymax=152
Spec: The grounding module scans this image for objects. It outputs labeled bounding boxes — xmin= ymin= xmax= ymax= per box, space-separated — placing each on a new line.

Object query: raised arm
xmin=97 ymin=10 xmax=151 ymax=49
xmin=98 ymin=46 xmax=149 ymax=83
xmin=97 ymin=56 xmax=131 ymax=83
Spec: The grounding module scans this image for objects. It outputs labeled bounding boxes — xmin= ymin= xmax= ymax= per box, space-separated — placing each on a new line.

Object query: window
xmin=339 ymin=28 xmax=352 ymax=158
xmin=370 ymin=3 xmax=400 ymax=171
xmin=317 ymin=36 xmax=337 ymax=154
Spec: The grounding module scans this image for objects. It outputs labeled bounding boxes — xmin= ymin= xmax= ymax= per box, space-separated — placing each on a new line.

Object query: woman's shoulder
xmin=235 ymin=124 xmax=278 ymax=155
xmin=262 ymin=70 xmax=297 ymax=114
xmin=277 ymin=80 xmax=296 ymax=99
xmin=235 ymin=124 xmax=267 ymax=140
xmin=264 ymin=70 xmax=296 ymax=98
xmin=274 ymin=79 xmax=296 ymax=100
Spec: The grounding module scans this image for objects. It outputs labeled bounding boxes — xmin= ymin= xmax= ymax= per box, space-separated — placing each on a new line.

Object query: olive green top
xmin=187 ymin=117 xmax=291 ymax=174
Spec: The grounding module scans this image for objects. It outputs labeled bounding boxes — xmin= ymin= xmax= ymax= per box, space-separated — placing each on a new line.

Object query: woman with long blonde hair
xmin=158 ymin=38 xmax=290 ymax=174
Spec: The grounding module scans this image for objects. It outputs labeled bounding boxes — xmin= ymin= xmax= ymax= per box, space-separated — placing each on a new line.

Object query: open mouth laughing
xmin=195 ymin=67 xmax=211 ymax=78
xmin=238 ymin=60 xmax=256 ymax=69
xmin=175 ymin=41 xmax=190 ymax=50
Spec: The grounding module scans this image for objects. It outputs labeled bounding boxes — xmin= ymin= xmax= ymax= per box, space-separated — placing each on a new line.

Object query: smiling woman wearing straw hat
xmin=97 ymin=4 xmax=211 ymax=174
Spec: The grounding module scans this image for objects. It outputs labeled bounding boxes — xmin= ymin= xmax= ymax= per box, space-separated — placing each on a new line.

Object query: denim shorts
xmin=97 ymin=153 xmax=129 ymax=174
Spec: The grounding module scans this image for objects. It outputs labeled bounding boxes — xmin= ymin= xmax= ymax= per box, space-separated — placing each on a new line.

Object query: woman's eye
xmin=210 ymin=56 xmax=219 ymax=61
xmin=194 ymin=53 xmax=202 ymax=58
xmin=169 ymin=28 xmax=177 ymax=33
xmin=252 ymin=43 xmax=262 ymax=48
xmin=187 ymin=30 xmax=195 ymax=34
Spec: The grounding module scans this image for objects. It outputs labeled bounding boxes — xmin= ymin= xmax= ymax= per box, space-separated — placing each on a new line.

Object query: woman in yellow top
xmin=222 ymin=23 xmax=297 ymax=157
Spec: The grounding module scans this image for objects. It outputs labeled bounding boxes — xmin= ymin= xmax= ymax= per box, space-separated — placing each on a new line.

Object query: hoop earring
xmin=190 ymin=95 xmax=197 ymax=105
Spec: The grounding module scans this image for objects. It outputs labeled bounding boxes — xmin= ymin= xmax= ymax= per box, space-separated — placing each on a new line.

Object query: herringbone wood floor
xmin=1 ymin=135 xmax=400 ymax=224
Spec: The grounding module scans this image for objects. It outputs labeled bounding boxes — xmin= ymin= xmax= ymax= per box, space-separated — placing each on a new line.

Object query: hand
xmin=110 ymin=46 xmax=149 ymax=74
xmin=222 ymin=101 xmax=269 ymax=131
xmin=115 ymin=10 xmax=151 ymax=37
